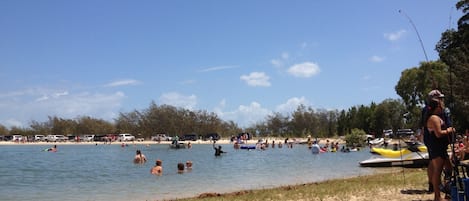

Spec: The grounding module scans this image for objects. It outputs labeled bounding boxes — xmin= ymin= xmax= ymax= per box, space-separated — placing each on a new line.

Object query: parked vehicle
xmin=83 ymin=135 xmax=95 ymax=142
xmin=181 ymin=134 xmax=198 ymax=141
xmin=395 ymin=129 xmax=414 ymax=137
xmin=34 ymin=135 xmax=45 ymax=141
xmin=46 ymin=135 xmax=67 ymax=142
xmin=11 ymin=135 xmax=23 ymax=142
xmin=151 ymin=134 xmax=172 ymax=141
xmin=118 ymin=133 xmax=135 ymax=141
xmin=203 ymin=133 xmax=220 ymax=141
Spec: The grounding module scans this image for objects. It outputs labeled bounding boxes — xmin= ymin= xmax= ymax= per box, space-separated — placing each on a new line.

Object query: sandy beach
xmin=0 ymin=137 xmax=347 ymax=146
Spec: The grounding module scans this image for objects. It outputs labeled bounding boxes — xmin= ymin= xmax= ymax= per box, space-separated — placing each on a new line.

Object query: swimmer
xmin=133 ymin=150 xmax=147 ymax=164
xmin=177 ymin=162 xmax=185 ymax=174
xmin=150 ymin=160 xmax=163 ymax=175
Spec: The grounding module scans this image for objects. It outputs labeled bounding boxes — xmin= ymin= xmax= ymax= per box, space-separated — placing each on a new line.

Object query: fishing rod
xmin=398 ymin=9 xmax=429 ymax=62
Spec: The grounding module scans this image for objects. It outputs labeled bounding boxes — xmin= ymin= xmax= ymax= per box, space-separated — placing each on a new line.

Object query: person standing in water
xmin=133 ymin=150 xmax=147 ymax=164
xmin=150 ymin=159 xmax=163 ymax=175
xmin=213 ymin=142 xmax=225 ymax=156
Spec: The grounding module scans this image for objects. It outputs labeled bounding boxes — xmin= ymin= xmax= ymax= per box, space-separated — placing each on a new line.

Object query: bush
xmin=344 ymin=128 xmax=366 ymax=147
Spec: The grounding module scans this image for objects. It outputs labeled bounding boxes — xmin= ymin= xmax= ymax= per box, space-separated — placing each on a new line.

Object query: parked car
xmin=395 ymin=129 xmax=414 ymax=137
xmin=83 ymin=135 xmax=95 ymax=142
xmin=118 ymin=133 xmax=135 ymax=141
xmin=34 ymin=135 xmax=45 ymax=141
xmin=46 ymin=135 xmax=67 ymax=142
xmin=11 ymin=135 xmax=23 ymax=142
xmin=203 ymin=133 xmax=220 ymax=141
xmin=181 ymin=134 xmax=198 ymax=141
xmin=151 ymin=134 xmax=172 ymax=141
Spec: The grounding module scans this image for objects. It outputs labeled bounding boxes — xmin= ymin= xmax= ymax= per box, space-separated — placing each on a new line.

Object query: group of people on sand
xmin=133 ymin=149 xmax=195 ymax=176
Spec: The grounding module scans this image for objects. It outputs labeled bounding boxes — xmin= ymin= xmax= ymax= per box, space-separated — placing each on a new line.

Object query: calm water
xmin=0 ymin=143 xmax=377 ymax=201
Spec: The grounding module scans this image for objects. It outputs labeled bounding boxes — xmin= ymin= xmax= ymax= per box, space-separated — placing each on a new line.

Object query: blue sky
xmin=0 ymin=0 xmax=463 ymax=129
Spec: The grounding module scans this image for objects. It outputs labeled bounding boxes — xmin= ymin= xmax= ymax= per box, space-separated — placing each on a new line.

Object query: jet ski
xmin=370 ymin=142 xmax=427 ymax=158
xmin=360 ymin=142 xmax=429 ymax=168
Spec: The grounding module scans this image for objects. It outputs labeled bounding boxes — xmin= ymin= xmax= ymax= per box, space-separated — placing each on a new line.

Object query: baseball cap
xmin=428 ymin=89 xmax=445 ymax=98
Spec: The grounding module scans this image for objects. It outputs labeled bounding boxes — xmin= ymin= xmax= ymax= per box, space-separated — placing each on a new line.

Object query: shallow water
xmin=0 ymin=143 xmax=377 ymax=201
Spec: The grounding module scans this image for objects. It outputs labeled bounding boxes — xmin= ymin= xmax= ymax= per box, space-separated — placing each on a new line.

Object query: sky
xmin=0 ymin=0 xmax=463 ymax=129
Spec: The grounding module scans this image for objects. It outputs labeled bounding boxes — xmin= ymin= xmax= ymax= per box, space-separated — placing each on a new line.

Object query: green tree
xmin=0 ymin=124 xmax=9 ymax=135
xmin=436 ymin=0 xmax=469 ymax=129
xmin=395 ymin=61 xmax=450 ymax=128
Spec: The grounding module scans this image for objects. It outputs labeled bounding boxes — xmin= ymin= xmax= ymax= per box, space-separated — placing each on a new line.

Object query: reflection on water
xmin=0 ymin=143 xmax=376 ymax=201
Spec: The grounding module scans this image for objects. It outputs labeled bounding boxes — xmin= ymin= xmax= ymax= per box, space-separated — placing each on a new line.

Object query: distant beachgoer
xmin=278 ymin=141 xmax=283 ymax=148
xmin=311 ymin=141 xmax=320 ymax=154
xmin=233 ymin=142 xmax=240 ymax=149
xmin=150 ymin=160 xmax=163 ymax=175
xmin=47 ymin=145 xmax=57 ymax=152
xmin=187 ymin=142 xmax=192 ymax=149
xmin=186 ymin=161 xmax=193 ymax=172
xmin=177 ymin=162 xmax=185 ymax=174
xmin=133 ymin=150 xmax=147 ymax=164
xmin=213 ymin=142 xmax=225 ymax=156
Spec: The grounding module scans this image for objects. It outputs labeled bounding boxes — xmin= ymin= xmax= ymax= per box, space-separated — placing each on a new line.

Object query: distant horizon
xmin=0 ymin=0 xmax=462 ymax=128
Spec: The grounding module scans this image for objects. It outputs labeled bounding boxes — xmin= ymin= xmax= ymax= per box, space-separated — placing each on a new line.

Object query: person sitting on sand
xmin=133 ymin=150 xmax=147 ymax=164
xmin=177 ymin=162 xmax=185 ymax=174
xmin=150 ymin=159 xmax=163 ymax=175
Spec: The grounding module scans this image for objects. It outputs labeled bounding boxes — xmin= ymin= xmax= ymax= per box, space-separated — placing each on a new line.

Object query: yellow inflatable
xmin=371 ymin=145 xmax=427 ymax=158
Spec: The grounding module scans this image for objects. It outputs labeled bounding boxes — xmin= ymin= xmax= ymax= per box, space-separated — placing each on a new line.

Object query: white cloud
xmin=384 ymin=30 xmax=406 ymax=41
xmin=104 ymin=79 xmax=141 ymax=87
xmin=215 ymin=101 xmax=272 ymax=128
xmin=214 ymin=97 xmax=313 ymax=128
xmin=271 ymin=52 xmax=290 ymax=68
xmin=0 ymin=88 xmax=126 ymax=128
xmin=198 ymin=65 xmax=238 ymax=72
xmin=271 ymin=59 xmax=283 ymax=68
xmin=240 ymin=72 xmax=271 ymax=87
xmin=281 ymin=52 xmax=289 ymax=59
xmin=287 ymin=62 xmax=320 ymax=78
xmin=159 ymin=92 xmax=197 ymax=110
xmin=370 ymin=56 xmax=385 ymax=62
xmin=276 ymin=97 xmax=310 ymax=113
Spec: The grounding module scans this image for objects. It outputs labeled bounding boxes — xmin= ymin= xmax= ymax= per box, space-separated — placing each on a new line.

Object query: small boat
xmin=359 ymin=152 xmax=429 ymax=168
xmin=370 ymin=142 xmax=427 ymax=158
xmin=360 ymin=142 xmax=429 ymax=167
xmin=368 ymin=138 xmax=384 ymax=145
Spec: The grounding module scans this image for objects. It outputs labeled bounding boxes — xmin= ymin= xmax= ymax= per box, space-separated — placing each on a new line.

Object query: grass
xmin=168 ymin=168 xmax=432 ymax=201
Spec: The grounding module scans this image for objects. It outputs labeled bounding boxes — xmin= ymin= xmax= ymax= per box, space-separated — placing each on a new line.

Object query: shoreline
xmin=0 ymin=137 xmax=348 ymax=146
xmin=175 ymin=168 xmax=433 ymax=201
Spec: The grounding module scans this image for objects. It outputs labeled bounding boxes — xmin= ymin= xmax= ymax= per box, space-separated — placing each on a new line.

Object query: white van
xmin=118 ymin=134 xmax=135 ymax=141
xmin=34 ymin=135 xmax=45 ymax=141
xmin=46 ymin=135 xmax=67 ymax=142
xmin=83 ymin=135 xmax=95 ymax=142
xmin=11 ymin=135 xmax=23 ymax=141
